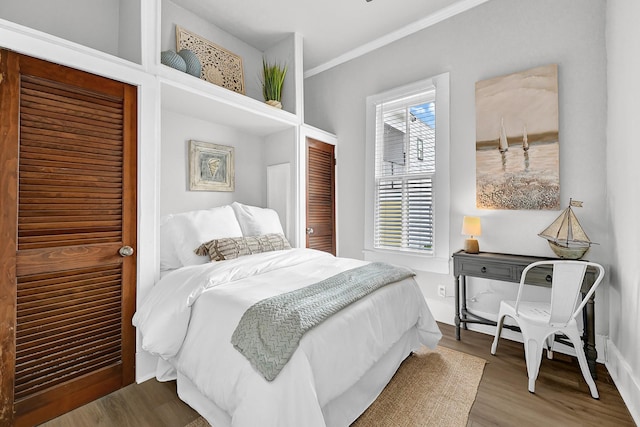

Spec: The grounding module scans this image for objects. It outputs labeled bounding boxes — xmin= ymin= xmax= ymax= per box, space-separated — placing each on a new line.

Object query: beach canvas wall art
xmin=475 ymin=64 xmax=560 ymax=210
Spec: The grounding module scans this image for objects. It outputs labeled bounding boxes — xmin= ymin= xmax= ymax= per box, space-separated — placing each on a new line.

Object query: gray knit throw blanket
xmin=231 ymin=262 xmax=415 ymax=381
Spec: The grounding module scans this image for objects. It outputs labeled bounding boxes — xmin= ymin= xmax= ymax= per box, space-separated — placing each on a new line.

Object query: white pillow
xmin=231 ymin=202 xmax=285 ymax=237
xmin=160 ymin=214 xmax=183 ymax=272
xmin=167 ymin=206 xmax=244 ymax=267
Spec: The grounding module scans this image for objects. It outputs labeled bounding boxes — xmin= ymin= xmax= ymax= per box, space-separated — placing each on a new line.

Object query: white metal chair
xmin=490 ymin=260 xmax=605 ymax=399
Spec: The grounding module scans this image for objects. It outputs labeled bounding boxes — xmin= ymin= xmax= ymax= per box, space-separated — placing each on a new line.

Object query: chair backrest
xmin=515 ymin=260 xmax=605 ymax=327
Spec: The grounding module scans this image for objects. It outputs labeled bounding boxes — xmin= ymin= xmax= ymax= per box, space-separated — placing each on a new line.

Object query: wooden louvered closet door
xmin=306 ymin=138 xmax=336 ymax=255
xmin=0 ymin=50 xmax=137 ymax=427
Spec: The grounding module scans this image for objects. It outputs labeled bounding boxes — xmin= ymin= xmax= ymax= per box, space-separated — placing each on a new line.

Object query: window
xmin=364 ymin=74 xmax=450 ymax=273
xmin=375 ymin=93 xmax=436 ymax=251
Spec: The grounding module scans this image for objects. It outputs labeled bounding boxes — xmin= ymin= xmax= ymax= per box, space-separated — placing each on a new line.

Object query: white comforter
xmin=134 ymin=248 xmax=441 ymax=427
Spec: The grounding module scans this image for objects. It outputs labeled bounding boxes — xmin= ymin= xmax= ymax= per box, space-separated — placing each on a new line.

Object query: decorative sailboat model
xmin=538 ymin=199 xmax=595 ymax=259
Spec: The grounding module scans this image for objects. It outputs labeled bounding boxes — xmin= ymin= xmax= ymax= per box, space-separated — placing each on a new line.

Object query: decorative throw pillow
xmin=195 ymin=233 xmax=291 ymax=261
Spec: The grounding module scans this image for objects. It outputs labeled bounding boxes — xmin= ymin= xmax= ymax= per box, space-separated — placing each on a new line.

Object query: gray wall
xmin=304 ymin=0 xmax=608 ymax=332
xmin=606 ymin=1 xmax=640 ymax=420
xmin=160 ymin=109 xmax=265 ymax=216
xmin=0 ymin=0 xmax=140 ymax=63
xmin=118 ymin=0 xmax=142 ymax=64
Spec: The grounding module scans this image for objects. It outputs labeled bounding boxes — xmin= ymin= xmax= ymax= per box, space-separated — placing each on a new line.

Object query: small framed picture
xmin=189 ymin=140 xmax=235 ymax=192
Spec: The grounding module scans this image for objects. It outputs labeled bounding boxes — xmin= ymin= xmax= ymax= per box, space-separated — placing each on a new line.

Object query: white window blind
xmin=374 ymin=90 xmax=436 ymax=252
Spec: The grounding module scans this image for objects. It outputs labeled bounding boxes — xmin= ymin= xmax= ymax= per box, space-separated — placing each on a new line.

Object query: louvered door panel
xmin=306 ymin=138 xmax=336 ymax=255
xmin=0 ymin=50 xmax=137 ymax=427
xmin=15 ymin=266 xmax=122 ymax=400
xmin=18 ymin=75 xmax=124 ymax=251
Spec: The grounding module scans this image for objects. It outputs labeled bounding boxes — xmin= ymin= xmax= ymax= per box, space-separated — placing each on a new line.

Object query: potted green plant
xmin=261 ymin=58 xmax=287 ymax=109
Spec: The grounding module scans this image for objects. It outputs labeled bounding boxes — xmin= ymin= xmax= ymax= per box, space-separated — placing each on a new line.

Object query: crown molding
xmin=304 ymin=0 xmax=490 ymax=78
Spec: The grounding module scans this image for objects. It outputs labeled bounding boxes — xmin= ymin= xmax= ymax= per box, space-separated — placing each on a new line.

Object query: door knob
xmin=119 ymin=246 xmax=134 ymax=257
xmin=306 ymin=227 xmax=314 ymax=235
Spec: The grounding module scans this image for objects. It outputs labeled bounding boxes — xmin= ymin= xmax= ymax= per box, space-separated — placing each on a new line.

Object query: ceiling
xmin=170 ymin=0 xmax=486 ymax=76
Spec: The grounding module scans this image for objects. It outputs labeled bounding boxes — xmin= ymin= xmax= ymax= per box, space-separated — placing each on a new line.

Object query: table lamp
xmin=462 ymin=216 xmax=481 ymax=254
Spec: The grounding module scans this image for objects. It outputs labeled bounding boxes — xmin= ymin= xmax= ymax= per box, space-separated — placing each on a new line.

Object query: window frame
xmin=364 ymin=73 xmax=450 ymax=274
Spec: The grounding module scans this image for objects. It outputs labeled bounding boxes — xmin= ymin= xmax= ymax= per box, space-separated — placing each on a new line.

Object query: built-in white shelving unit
xmin=0 ymin=0 xmax=305 ymax=135
xmin=158 ymin=0 xmax=303 ymax=127
xmin=159 ymin=64 xmax=300 ymax=136
xmin=0 ymin=0 xmax=334 ymax=381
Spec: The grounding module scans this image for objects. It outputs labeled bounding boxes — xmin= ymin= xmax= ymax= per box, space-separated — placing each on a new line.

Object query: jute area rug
xmin=186 ymin=346 xmax=486 ymax=427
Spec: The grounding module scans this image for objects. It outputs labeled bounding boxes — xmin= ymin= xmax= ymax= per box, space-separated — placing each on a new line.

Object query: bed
xmin=134 ymin=203 xmax=442 ymax=427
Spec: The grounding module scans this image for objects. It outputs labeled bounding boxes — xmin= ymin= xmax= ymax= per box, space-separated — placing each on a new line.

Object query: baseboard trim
xmin=605 ymin=339 xmax=640 ymax=425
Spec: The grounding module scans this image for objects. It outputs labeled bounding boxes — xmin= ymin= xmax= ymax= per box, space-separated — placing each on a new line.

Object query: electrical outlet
xmin=437 ymin=284 xmax=446 ymax=298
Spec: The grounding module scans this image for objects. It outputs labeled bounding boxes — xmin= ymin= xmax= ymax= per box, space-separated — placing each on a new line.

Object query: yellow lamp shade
xmin=462 ymin=216 xmax=481 ymax=237
xmin=462 ymin=216 xmax=481 ymax=254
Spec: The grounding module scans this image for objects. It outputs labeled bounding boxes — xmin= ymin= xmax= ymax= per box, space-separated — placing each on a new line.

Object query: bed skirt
xmin=176 ymin=327 xmax=421 ymax=427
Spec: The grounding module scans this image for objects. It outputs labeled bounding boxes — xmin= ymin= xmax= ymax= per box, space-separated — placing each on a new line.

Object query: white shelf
xmin=159 ymin=64 xmax=300 ymax=137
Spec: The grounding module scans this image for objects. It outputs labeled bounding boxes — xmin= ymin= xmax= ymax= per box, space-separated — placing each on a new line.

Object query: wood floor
xmin=39 ymin=322 xmax=635 ymax=427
